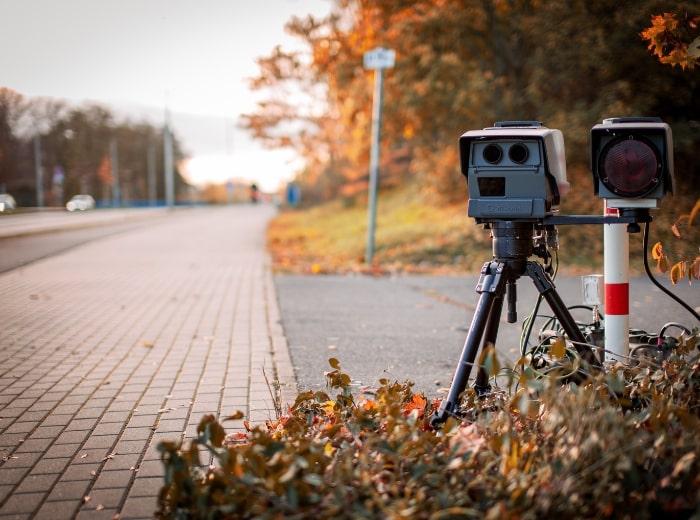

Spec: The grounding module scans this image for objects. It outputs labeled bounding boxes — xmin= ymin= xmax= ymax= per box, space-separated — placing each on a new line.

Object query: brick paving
xmin=0 ymin=205 xmax=297 ymax=519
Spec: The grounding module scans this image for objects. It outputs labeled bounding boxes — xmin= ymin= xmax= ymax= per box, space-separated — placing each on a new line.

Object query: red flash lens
xmin=601 ymin=139 xmax=658 ymax=197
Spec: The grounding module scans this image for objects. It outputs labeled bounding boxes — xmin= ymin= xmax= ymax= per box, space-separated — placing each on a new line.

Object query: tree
xmin=0 ymin=89 xmax=190 ymax=205
xmin=243 ymin=0 xmax=699 ymax=204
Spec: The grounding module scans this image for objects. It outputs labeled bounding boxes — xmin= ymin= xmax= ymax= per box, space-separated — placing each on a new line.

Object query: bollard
xmin=603 ymin=202 xmax=629 ymax=360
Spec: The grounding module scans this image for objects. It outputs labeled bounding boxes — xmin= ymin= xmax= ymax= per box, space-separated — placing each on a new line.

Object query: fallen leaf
xmin=688 ymin=199 xmax=700 ymax=226
xmin=671 ymin=221 xmax=682 ymax=239
xmin=670 ymin=261 xmax=687 ymax=285
xmin=657 ymin=254 xmax=669 ymax=274
xmin=549 ymin=337 xmax=567 ymax=359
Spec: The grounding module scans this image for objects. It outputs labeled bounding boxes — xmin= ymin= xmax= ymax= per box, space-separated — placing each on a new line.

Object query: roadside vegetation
xmin=268 ymin=183 xmax=490 ymax=274
xmin=268 ymin=179 xmax=698 ymax=276
xmin=157 ymin=343 xmax=700 ymax=519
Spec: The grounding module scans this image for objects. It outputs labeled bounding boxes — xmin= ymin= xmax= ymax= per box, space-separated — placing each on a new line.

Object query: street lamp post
xmin=164 ymin=109 xmax=175 ymax=209
xmin=33 ymin=135 xmax=44 ymax=207
xmin=363 ymin=47 xmax=395 ymax=264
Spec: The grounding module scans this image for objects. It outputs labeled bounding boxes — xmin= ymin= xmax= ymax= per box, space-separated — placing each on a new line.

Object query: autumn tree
xmin=0 ymin=89 xmax=190 ymax=206
xmin=244 ymin=0 xmax=699 ymax=205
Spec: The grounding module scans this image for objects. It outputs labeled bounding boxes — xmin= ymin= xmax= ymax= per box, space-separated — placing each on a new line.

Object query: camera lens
xmin=483 ymin=144 xmax=503 ymax=164
xmin=601 ymin=138 xmax=659 ymax=197
xmin=508 ymin=143 xmax=529 ymax=164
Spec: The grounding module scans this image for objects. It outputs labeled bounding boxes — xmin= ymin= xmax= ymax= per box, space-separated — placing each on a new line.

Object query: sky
xmin=0 ymin=0 xmax=331 ymax=191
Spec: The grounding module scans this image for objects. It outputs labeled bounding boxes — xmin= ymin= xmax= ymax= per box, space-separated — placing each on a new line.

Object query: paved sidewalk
xmin=0 ymin=205 xmax=296 ymax=519
xmin=277 ymin=274 xmax=699 ymax=393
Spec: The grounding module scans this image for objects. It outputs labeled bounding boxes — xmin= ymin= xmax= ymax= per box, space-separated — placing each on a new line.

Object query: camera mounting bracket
xmin=542 ymin=212 xmax=652 ymax=226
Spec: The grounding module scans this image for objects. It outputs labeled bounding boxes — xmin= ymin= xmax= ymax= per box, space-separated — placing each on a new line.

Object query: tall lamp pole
xmin=363 ymin=47 xmax=395 ymax=264
xmin=164 ymin=108 xmax=175 ymax=209
xmin=33 ymin=135 xmax=44 ymax=207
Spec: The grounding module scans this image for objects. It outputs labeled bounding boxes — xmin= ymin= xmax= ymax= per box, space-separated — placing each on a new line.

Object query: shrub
xmin=157 ymin=342 xmax=700 ymax=519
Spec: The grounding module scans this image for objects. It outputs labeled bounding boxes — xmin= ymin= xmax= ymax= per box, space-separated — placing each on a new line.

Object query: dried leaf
xmin=549 ymin=337 xmax=567 ymax=359
xmin=657 ymin=254 xmax=669 ymax=274
xmin=402 ymin=394 xmax=427 ymax=417
xmin=651 ymin=242 xmax=664 ymax=261
xmin=672 ymin=452 xmax=696 ymax=477
xmin=691 ymin=257 xmax=700 ymax=280
xmin=670 ymin=221 xmax=682 ymax=239
xmin=688 ymin=199 xmax=700 ymax=226
xmin=224 ymin=410 xmax=245 ymax=421
xmin=670 ymin=261 xmax=687 ymax=285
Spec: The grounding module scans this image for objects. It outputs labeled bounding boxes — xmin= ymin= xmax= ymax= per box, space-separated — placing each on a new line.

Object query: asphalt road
xmin=275 ymin=273 xmax=699 ymax=394
xmin=0 ymin=208 xmax=172 ymax=273
xmin=0 ymin=207 xmax=167 ymax=238
xmin=0 ymin=220 xmax=165 ymax=273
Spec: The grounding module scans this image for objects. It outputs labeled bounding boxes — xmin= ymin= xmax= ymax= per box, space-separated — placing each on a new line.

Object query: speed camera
xmin=459 ymin=121 xmax=570 ymax=220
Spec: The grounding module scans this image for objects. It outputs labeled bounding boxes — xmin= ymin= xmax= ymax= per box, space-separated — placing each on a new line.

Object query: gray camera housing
xmin=590 ymin=117 xmax=674 ymax=208
xmin=459 ymin=121 xmax=569 ymax=220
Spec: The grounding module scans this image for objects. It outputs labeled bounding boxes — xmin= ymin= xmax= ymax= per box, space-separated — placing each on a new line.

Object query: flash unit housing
xmin=459 ymin=121 xmax=569 ymax=220
xmin=590 ymin=117 xmax=674 ymax=205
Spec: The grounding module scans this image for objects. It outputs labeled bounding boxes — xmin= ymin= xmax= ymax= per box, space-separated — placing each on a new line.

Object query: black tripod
xmin=430 ymin=221 xmax=601 ymax=426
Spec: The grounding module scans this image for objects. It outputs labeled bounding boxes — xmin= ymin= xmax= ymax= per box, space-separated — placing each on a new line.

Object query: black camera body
xmin=590 ymin=117 xmax=674 ymax=208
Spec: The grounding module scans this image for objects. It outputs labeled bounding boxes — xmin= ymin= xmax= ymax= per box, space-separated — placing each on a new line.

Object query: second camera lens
xmin=508 ymin=143 xmax=529 ymax=164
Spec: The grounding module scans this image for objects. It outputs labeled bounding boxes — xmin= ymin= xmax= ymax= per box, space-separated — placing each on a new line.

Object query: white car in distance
xmin=66 ymin=194 xmax=96 ymax=212
xmin=0 ymin=194 xmax=17 ymax=212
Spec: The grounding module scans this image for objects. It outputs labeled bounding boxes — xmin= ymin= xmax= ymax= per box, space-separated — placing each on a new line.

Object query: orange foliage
xmin=641 ymin=12 xmax=700 ymax=70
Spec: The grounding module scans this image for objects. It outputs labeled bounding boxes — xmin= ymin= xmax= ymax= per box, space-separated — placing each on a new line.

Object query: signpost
xmin=363 ymin=47 xmax=395 ymax=264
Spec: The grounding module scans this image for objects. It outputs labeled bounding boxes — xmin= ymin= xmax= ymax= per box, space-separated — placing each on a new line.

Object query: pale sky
xmin=0 ymin=0 xmax=331 ymax=191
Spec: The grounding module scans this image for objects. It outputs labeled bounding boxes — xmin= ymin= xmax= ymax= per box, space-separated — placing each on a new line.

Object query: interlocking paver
xmin=13 ymin=474 xmax=59 ymax=494
xmin=0 ymin=492 xmax=45 ymax=515
xmin=0 ymin=206 xmax=296 ymax=517
xmin=34 ymin=500 xmax=78 ymax=520
xmin=30 ymin=458 xmax=70 ymax=475
xmin=46 ymin=480 xmax=91 ymax=501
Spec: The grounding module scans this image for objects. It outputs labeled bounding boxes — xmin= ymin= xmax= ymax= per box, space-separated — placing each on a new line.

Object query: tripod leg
xmin=474 ymin=295 xmax=504 ymax=395
xmin=525 ymin=262 xmax=600 ymax=367
xmin=431 ymin=262 xmax=506 ymax=427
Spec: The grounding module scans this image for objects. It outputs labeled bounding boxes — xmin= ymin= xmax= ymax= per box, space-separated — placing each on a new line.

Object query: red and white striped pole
xmin=604 ymin=201 xmax=629 ymax=360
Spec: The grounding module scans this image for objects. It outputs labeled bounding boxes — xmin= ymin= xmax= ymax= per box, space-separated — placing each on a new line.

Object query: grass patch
xmin=268 ymin=180 xmax=697 ymax=276
xmin=268 ymin=184 xmax=494 ymax=274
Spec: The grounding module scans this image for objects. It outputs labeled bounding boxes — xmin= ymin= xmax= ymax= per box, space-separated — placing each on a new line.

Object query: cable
xmin=642 ymin=221 xmax=699 ymax=322
xmin=658 ymin=322 xmax=692 ymax=337
xmin=520 ymin=248 xmax=559 ymax=355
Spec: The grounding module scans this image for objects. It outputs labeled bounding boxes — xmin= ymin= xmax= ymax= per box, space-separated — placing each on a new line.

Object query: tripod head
xmin=484 ymin=220 xmax=558 ymax=275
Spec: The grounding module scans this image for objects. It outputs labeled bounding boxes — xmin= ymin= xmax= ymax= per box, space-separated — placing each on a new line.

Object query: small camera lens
xmin=508 ymin=143 xmax=529 ymax=164
xmin=483 ymin=144 xmax=503 ymax=164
